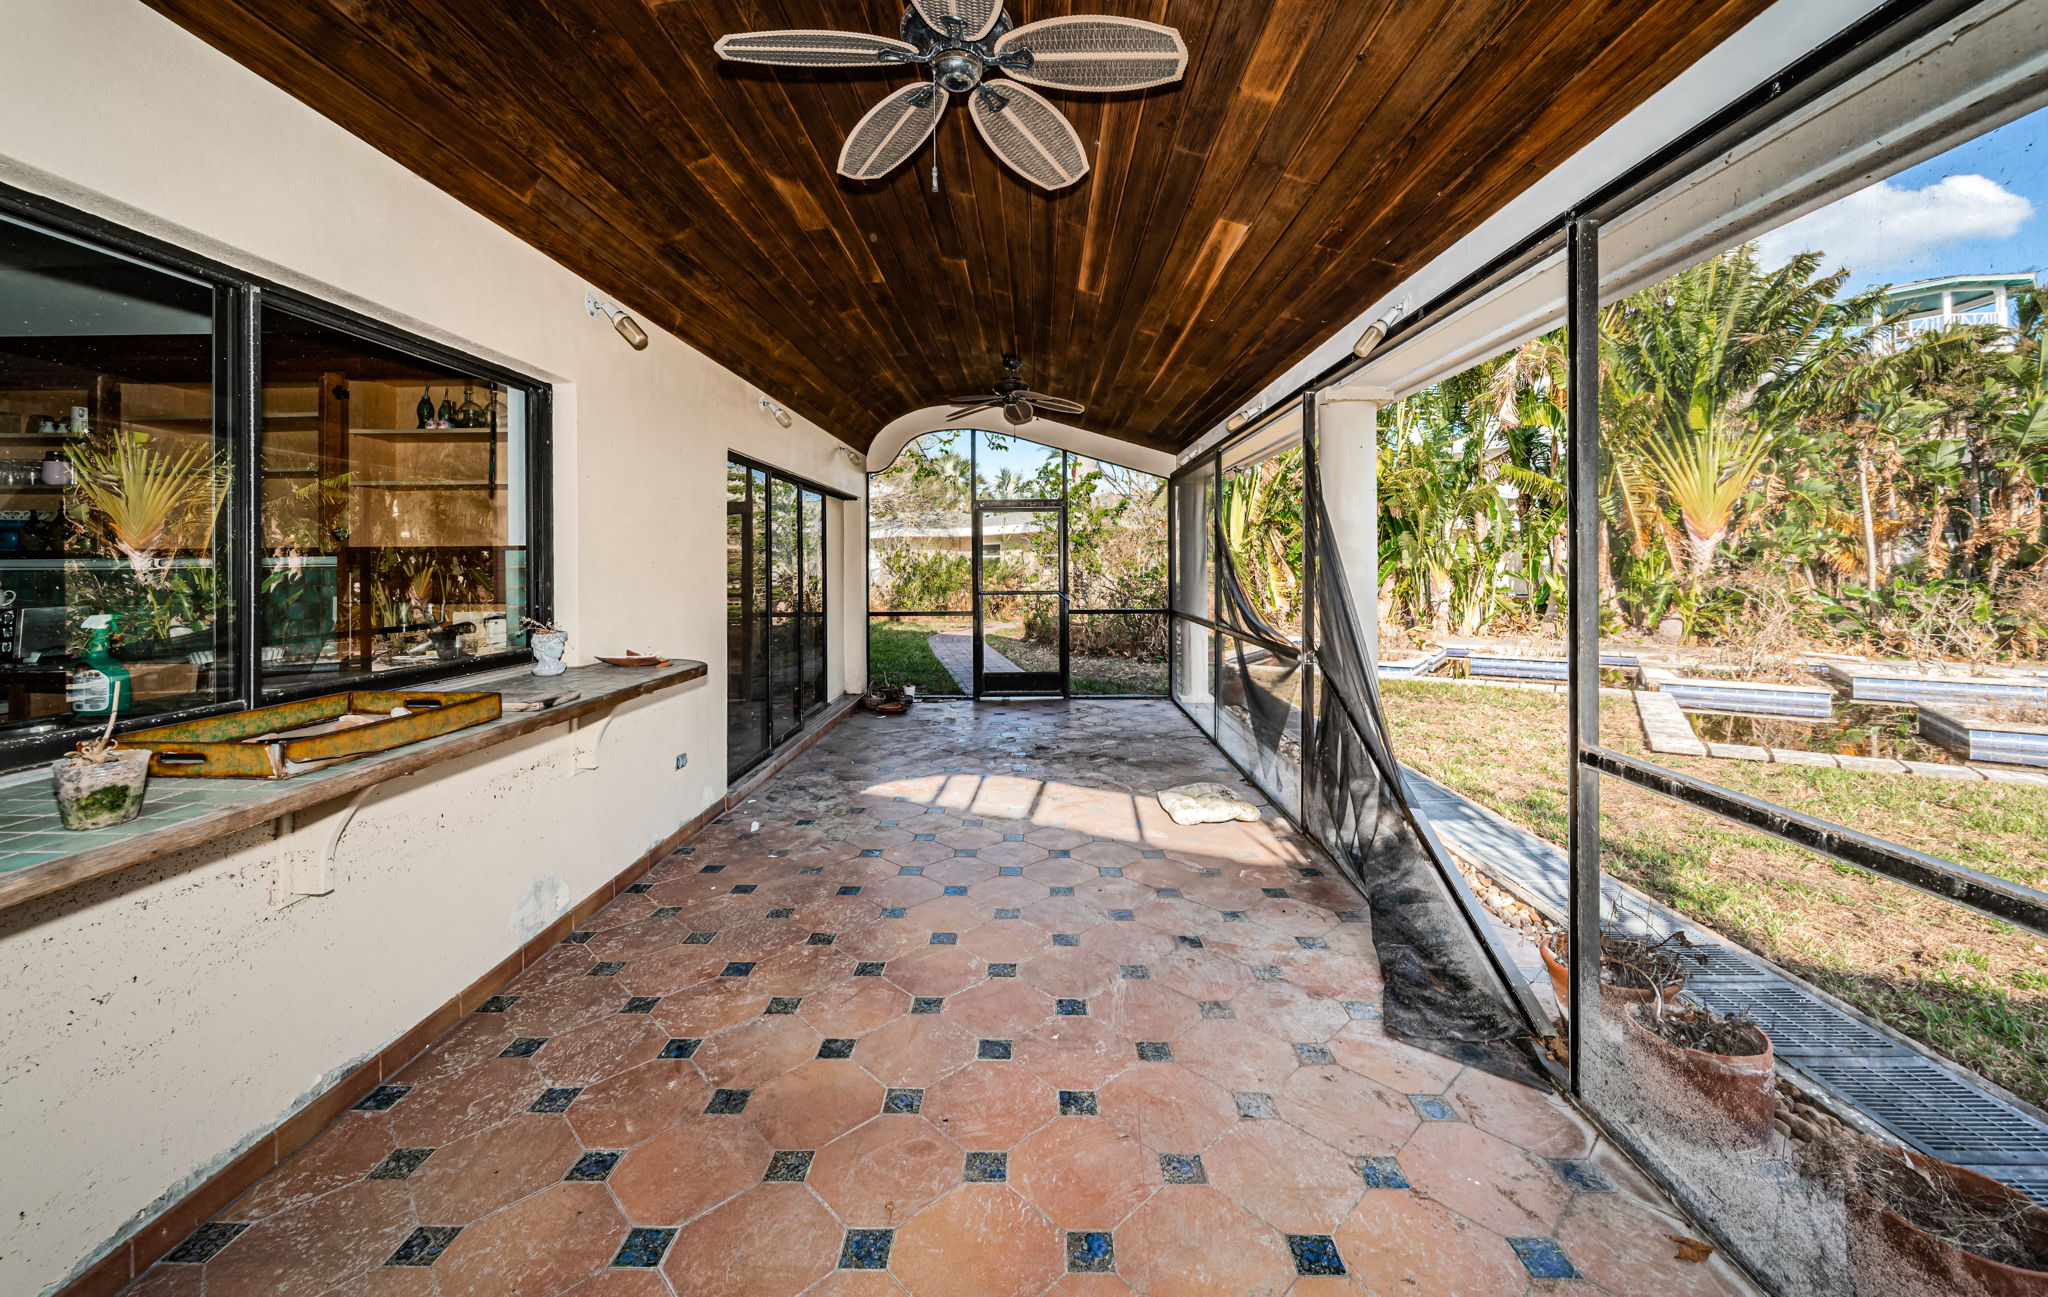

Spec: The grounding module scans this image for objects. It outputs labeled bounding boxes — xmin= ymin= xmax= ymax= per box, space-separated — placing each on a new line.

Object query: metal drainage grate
xmin=1686 ymin=984 xmax=1903 ymax=1056
xmin=1973 ymin=1167 xmax=2048 ymax=1206
xmin=1683 ymin=942 xmax=1768 ymax=980
xmin=1799 ymin=1057 xmax=2048 ymax=1165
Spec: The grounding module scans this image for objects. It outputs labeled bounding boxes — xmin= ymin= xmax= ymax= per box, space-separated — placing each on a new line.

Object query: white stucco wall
xmin=0 ymin=2 xmax=867 ymax=1292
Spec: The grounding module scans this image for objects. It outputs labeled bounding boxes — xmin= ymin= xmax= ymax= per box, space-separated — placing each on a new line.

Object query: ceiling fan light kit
xmin=716 ymin=1 xmax=1187 ymax=191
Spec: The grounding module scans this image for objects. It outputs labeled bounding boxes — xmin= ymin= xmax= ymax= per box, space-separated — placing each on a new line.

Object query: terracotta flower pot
xmin=1539 ymin=938 xmax=1684 ymax=1012
xmin=1618 ymin=999 xmax=1775 ymax=1145
xmin=1847 ymin=1149 xmax=2048 ymax=1297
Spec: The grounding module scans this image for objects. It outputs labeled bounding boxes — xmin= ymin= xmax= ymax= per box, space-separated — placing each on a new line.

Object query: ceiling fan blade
xmin=714 ymin=30 xmax=920 ymax=68
xmin=970 ymin=83 xmax=1088 ymax=190
xmin=995 ymin=17 xmax=1188 ymax=92
xmin=910 ymin=0 xmax=1003 ymax=43
xmin=1022 ymin=393 xmax=1086 ymax=416
xmin=947 ymin=400 xmax=1002 ymax=418
xmin=839 ymin=83 xmax=947 ymax=182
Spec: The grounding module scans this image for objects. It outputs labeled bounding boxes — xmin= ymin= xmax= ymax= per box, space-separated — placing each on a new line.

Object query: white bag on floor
xmin=1157 ymin=783 xmax=1260 ymax=826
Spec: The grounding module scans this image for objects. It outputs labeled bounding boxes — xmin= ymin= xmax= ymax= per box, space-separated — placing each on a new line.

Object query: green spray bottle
xmin=67 ymin=614 xmax=132 ymax=716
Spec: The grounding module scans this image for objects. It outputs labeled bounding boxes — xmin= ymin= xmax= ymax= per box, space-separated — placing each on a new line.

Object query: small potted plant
xmin=52 ymin=706 xmax=151 ymax=830
xmin=1539 ymin=929 xmax=1699 ymax=1011
xmin=522 ymin=617 xmax=567 ymax=677
xmin=1619 ymin=996 xmax=1775 ymax=1144
xmin=862 ymin=679 xmax=912 ymax=715
xmin=1810 ymin=1121 xmax=2048 ymax=1294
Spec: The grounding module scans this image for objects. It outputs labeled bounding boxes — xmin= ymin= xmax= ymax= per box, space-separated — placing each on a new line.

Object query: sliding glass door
xmin=728 ymin=457 xmax=829 ymax=779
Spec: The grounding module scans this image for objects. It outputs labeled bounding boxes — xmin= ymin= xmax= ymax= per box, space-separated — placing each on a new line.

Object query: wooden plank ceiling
xmin=144 ymin=0 xmax=1773 ymax=452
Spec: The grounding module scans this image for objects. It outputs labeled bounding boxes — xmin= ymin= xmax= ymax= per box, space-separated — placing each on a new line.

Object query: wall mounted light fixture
xmin=759 ymin=397 xmax=794 ymax=429
xmin=1351 ymin=296 xmax=1411 ymax=360
xmin=586 ymin=290 xmax=649 ymax=351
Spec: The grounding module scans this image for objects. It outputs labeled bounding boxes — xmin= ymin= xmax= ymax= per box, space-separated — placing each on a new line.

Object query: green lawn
xmin=867 ymin=620 xmax=963 ymax=695
xmin=1381 ymin=679 xmax=2048 ymax=1107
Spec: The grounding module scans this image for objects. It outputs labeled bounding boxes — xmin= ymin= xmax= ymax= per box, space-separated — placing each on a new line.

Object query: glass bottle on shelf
xmin=416 ymin=386 xmax=434 ymax=429
xmin=456 ymin=384 xmax=484 ymax=428
xmin=436 ymin=389 xmax=455 ymax=428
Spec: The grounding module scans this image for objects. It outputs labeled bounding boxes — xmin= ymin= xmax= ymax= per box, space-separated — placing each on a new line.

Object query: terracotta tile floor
xmin=123 ymin=701 xmax=1757 ymax=1296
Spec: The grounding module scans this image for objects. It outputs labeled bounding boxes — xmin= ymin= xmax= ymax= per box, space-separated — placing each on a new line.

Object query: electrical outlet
xmin=675 ymin=752 xmax=689 ymax=769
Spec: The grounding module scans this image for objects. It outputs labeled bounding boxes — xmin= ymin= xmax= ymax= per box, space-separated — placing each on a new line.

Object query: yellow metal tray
xmin=125 ymin=689 xmax=502 ymax=778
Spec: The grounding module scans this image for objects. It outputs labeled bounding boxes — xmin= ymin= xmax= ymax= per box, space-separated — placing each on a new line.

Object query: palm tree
xmin=1601 ymin=247 xmax=1860 ymax=587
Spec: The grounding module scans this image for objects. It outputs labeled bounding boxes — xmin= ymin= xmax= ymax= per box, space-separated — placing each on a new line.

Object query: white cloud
xmin=1753 ymin=173 xmax=2034 ymax=277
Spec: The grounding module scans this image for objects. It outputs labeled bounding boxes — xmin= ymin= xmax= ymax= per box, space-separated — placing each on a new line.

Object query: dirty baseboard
xmin=55 ymin=801 xmax=724 ymax=1297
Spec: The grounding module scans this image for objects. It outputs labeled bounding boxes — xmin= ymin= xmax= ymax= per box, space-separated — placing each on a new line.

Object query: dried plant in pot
xmin=1816 ymin=1125 xmax=2048 ymax=1295
xmin=1540 ymin=929 xmax=1700 ymax=1011
xmin=1619 ymin=997 xmax=1775 ymax=1146
xmin=862 ymin=680 xmax=912 ymax=715
xmin=51 ymin=709 xmax=150 ymax=830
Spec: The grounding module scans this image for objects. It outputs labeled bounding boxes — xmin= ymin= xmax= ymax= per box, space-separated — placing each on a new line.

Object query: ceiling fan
xmin=948 ymin=355 xmax=1084 ymax=425
xmin=714 ymin=1 xmax=1187 ymax=191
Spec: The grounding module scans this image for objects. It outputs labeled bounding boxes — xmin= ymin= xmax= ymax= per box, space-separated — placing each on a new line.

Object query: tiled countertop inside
xmin=0 ymin=658 xmax=706 ymax=910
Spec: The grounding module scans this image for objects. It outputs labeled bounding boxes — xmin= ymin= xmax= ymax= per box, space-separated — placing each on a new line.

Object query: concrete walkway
xmin=1402 ymin=767 xmax=2048 ymax=1205
xmin=928 ymin=621 xmax=1023 ymax=694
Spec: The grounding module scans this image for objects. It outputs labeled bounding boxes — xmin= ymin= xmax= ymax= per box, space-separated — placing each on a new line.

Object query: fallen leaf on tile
xmin=1670 ymin=1235 xmax=1714 ymax=1263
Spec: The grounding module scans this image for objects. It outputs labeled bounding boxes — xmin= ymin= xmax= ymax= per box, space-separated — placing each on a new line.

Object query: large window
xmin=259 ymin=308 xmax=532 ymax=690
xmin=0 ymin=194 xmax=551 ymax=769
xmin=728 ymin=456 xmax=832 ymax=778
xmin=0 ymin=214 xmax=231 ymax=737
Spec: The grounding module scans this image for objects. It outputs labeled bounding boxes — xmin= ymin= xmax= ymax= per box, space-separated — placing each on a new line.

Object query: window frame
xmin=726 ymin=451 xmax=842 ymax=781
xmin=0 ymin=180 xmax=554 ymax=774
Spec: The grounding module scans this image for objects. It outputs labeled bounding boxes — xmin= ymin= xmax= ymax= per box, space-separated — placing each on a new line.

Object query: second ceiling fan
xmin=715 ymin=1 xmax=1188 ymax=191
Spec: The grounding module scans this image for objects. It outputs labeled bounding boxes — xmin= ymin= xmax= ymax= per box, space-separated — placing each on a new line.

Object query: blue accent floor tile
xmin=720 ymin=961 xmax=756 ymax=977
xmin=854 ymin=961 xmax=887 ymax=977
xmin=1067 ymin=1231 xmax=1114 ymax=1273
xmin=699 ymin=864 xmax=725 ymax=874
xmin=652 ymin=906 xmax=682 ymax=918
xmin=930 ymin=932 xmax=958 ymax=945
xmin=1156 ymin=888 xmax=1182 ymax=898
xmin=954 ymin=849 xmax=977 ymax=858
xmin=1508 ymin=1238 xmax=1578 ymax=1279
xmin=1222 ymin=911 xmax=1248 ymax=922
xmin=706 ymin=1088 xmax=753 ymax=1114
xmin=1199 ymin=1001 xmax=1234 ymax=1019
xmin=765 ymin=997 xmax=803 ymax=1015
xmin=1052 ymin=933 xmax=1079 ymax=947
xmin=1337 ymin=909 xmax=1366 ymax=923
xmin=588 ymin=961 xmax=625 ymax=977
xmin=807 ymin=932 xmax=837 ymax=945
xmin=1060 ymin=1090 xmax=1099 ymax=1116
xmin=1294 ymin=1043 xmax=1335 ymax=1065
xmin=1296 ymin=936 xmax=1327 ymax=950
xmin=898 ymin=865 xmax=923 ymax=874
xmin=1050 ymin=885 xmax=1074 ymax=896
xmin=1159 ymin=1153 xmax=1206 ymax=1184
xmin=562 ymin=930 xmax=593 ymax=944
xmin=1410 ymin=1095 xmax=1458 ymax=1121
xmin=818 ymin=1037 xmax=855 ymax=1059
xmin=659 ymin=1038 xmax=702 ymax=1059
xmin=839 ymin=1228 xmax=894 ymax=1270
xmin=164 ymin=1222 xmax=248 ymax=1264
xmin=625 ymin=883 xmax=654 ymax=894
xmin=767 ymin=907 xmax=795 ymax=919
xmin=1056 ymin=998 xmax=1088 ymax=1016
xmin=613 ymin=1227 xmax=677 ymax=1268
xmin=1235 ymin=1092 xmax=1278 ymax=1119
xmin=529 ymin=1087 xmax=581 ymax=1114
xmin=765 ymin=1150 xmax=815 ymax=1181
xmin=912 ymin=997 xmax=944 ymax=1014
xmin=1108 ymin=909 xmax=1134 ymax=921
xmin=836 ymin=886 xmax=863 ymax=896
xmin=1097 ymin=867 xmax=1122 ymax=877
xmin=683 ymin=931 xmax=717 ymax=944
xmin=1262 ymin=888 xmax=1289 ymax=898
xmin=500 ymin=1037 xmax=547 ymax=1058
xmin=1049 ymin=850 xmax=1071 ymax=859
xmin=988 ymin=963 xmax=1018 ymax=977
xmin=1288 ymin=1234 xmax=1346 ymax=1276
xmin=943 ymin=885 xmax=968 ymax=896
xmin=621 ymin=997 xmax=660 ymax=1014
xmin=882 ymin=907 xmax=908 ymax=918
xmin=978 ymin=1039 xmax=1013 ymax=1060
xmin=1135 ymin=1041 xmax=1172 ymax=1062
xmin=1175 ymin=935 xmax=1204 ymax=949
xmin=477 ymin=994 xmax=517 ymax=1014
xmin=1550 ymin=1159 xmax=1614 ymax=1192
xmin=368 ymin=1147 xmax=436 ymax=1180
xmin=1251 ymin=966 xmax=1283 ymax=981
xmin=730 ymin=884 xmax=758 ymax=894
xmin=354 ymin=1085 xmax=411 ymax=1112
xmin=565 ymin=1150 xmax=622 ymax=1182
xmin=386 ymin=1226 xmax=462 ymax=1267
xmin=995 ymin=907 xmax=1021 ymax=919
xmin=964 ymin=1150 xmax=1007 ymax=1182
xmin=1121 ymin=965 xmax=1149 ymax=979
xmin=1356 ymin=1156 xmax=1409 ymax=1189
xmin=884 ymin=1088 xmax=924 ymax=1114
xmin=999 ymin=866 xmax=1023 ymax=876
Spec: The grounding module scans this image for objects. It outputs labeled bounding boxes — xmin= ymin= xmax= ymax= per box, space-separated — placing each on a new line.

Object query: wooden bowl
xmin=596 ymin=654 xmax=668 ymax=668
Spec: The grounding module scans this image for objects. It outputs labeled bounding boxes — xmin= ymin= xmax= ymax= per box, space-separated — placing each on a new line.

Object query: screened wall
xmin=867 ymin=429 xmax=1167 ymax=699
xmin=1167 ymin=4 xmax=2048 ymax=1291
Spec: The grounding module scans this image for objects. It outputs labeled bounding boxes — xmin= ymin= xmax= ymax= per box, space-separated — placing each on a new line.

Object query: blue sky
xmin=1753 ymin=107 xmax=2048 ymax=291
